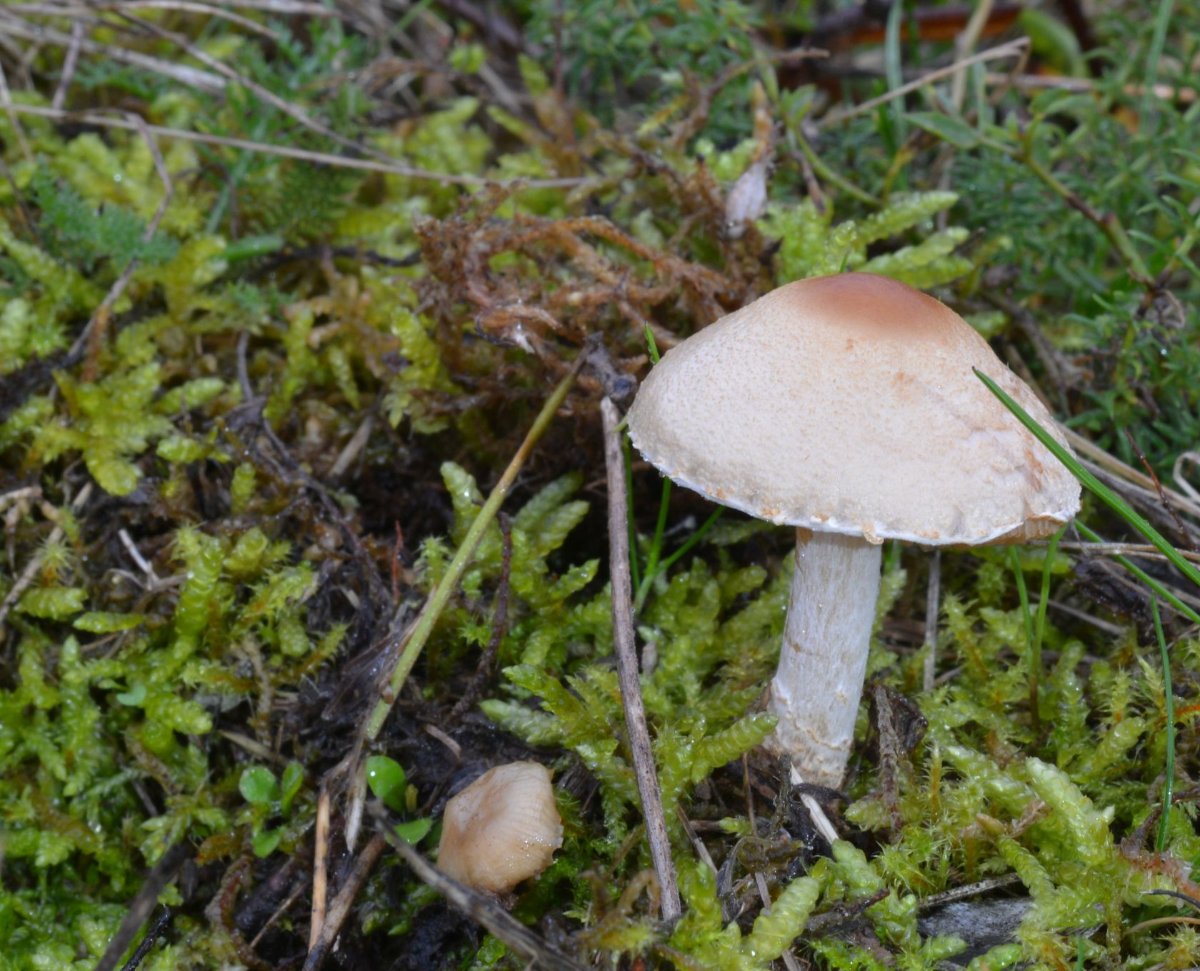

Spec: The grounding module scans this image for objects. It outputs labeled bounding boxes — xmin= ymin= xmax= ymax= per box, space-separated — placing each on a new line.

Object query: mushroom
xmin=626 ymin=273 xmax=1080 ymax=789
xmin=437 ymin=761 xmax=563 ymax=894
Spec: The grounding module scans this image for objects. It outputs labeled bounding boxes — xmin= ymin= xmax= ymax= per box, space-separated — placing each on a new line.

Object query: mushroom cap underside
xmin=627 ymin=273 xmax=1080 ymax=547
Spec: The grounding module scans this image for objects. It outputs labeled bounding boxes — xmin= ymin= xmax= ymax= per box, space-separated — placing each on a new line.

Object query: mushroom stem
xmin=766 ymin=529 xmax=882 ymax=789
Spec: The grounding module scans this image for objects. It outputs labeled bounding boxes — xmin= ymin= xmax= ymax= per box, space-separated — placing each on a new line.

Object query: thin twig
xmin=341 ymin=747 xmax=369 ymax=854
xmin=361 ymin=358 xmax=583 ymax=742
xmin=601 ymin=396 xmax=681 ymax=922
xmin=1062 ymin=428 xmax=1200 ymax=522
xmin=116 ymin=907 xmax=173 ymax=971
xmin=0 ymin=485 xmax=40 ymax=511
xmin=328 ymin=413 xmax=374 ymax=479
xmin=0 ymin=102 xmax=589 ymax=188
xmin=218 ymin=729 xmax=286 ymax=765
xmin=248 ymin=877 xmax=308 ymax=950
xmin=117 ymin=528 xmax=161 ymax=585
xmin=302 ymin=834 xmax=387 ymax=971
xmin=675 ymin=806 xmax=718 ymax=877
xmin=93 ymin=841 xmax=190 ymax=971
xmin=374 ymin=807 xmax=587 ymax=971
xmin=787 ymin=764 xmax=840 ymax=846
xmin=1174 ymin=452 xmax=1200 ymax=504
xmin=983 ymin=72 xmax=1197 ymax=104
xmin=949 ymin=0 xmax=993 ymax=111
xmin=1017 ymin=146 xmax=1155 ymax=288
xmin=0 ymin=59 xmax=33 ymax=165
xmin=0 ymin=9 xmax=227 ymax=91
xmin=753 ymin=871 xmax=804 ymax=971
xmin=918 ymin=873 xmax=1024 ymax=910
xmin=108 ymin=9 xmax=377 ymax=161
xmin=50 ymin=17 xmax=84 ymax=110
xmin=1057 ymin=541 xmax=1200 ymax=564
xmin=422 ymin=722 xmax=462 ymax=761
xmin=1124 ymin=428 xmax=1195 ymax=551
xmin=819 ymin=37 xmax=1030 ymax=128
xmin=922 ymin=550 xmax=940 ymax=693
xmin=0 ymin=482 xmax=92 ymax=637
xmin=99 ymin=1 xmax=287 ymax=37
xmin=308 ymin=784 xmax=331 ymax=953
xmin=1083 ymin=460 xmax=1200 ymax=547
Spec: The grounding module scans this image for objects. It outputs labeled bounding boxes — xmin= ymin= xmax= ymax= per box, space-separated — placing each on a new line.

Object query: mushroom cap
xmin=627 ymin=273 xmax=1080 ymax=546
xmin=437 ymin=761 xmax=563 ymax=894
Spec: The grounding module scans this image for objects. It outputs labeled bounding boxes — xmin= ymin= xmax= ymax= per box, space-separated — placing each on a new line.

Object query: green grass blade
xmin=1008 ymin=546 xmax=1038 ymax=730
xmin=1031 ymin=527 xmax=1064 ymax=728
xmin=1151 ymin=596 xmax=1176 ymax=851
xmin=643 ymin=479 xmax=673 ymax=582
xmin=632 ymin=506 xmax=724 ymax=614
xmin=884 ymin=0 xmax=907 ymax=144
xmin=975 ymin=368 xmax=1200 ymax=590
xmin=652 ymin=507 xmax=724 ymax=577
xmin=643 ymin=324 xmax=661 ymax=364
xmin=363 ymin=363 xmax=581 ymax=741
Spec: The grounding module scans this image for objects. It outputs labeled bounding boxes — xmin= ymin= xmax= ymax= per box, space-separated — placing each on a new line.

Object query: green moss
xmin=758 ymin=192 xmax=974 ymax=288
xmin=1 ymin=3 xmax=1198 ymax=967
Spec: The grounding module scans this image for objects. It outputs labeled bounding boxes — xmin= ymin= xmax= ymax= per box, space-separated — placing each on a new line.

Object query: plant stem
xmin=1017 ymin=146 xmax=1154 ymax=287
xmin=643 ymin=479 xmax=673 ymax=588
xmin=632 ymin=506 xmax=723 ymax=615
xmin=1009 ymin=546 xmax=1038 ymax=732
xmin=362 ymin=361 xmax=581 ymax=742
xmin=791 ymin=127 xmax=879 ymax=206
xmin=1151 ymin=596 xmax=1176 ymax=851
xmin=1031 ymin=527 xmax=1064 ymax=730
xmin=601 ymin=397 xmax=682 ymax=922
xmin=923 ymin=550 xmax=940 ymax=692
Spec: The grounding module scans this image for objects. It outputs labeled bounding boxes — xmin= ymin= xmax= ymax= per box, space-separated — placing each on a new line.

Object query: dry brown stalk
xmin=601 ymin=396 xmax=682 ymax=922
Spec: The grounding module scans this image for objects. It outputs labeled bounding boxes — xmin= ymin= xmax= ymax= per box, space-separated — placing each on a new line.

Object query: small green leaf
xmin=906 ymin=111 xmax=981 ymax=150
xmin=155 ymin=433 xmax=211 ymax=464
xmin=116 ymin=682 xmax=147 ymax=706
xmin=230 ymin=463 xmax=257 ymax=515
xmin=1017 ymin=8 xmax=1086 ymax=76
xmin=252 ymin=827 xmax=284 ymax=858
xmin=366 ymin=755 xmax=408 ymax=812
xmin=449 ymin=42 xmax=485 ymax=74
xmin=223 ymin=234 xmax=284 ymax=262
xmin=965 ymin=943 xmax=1023 ymax=970
xmin=155 ymin=377 xmax=225 ymax=414
xmin=239 ymin=765 xmax=280 ymax=806
xmin=393 ymin=818 xmax=432 ymax=845
xmin=17 ymin=585 xmax=87 ymax=619
xmin=279 ymin=761 xmax=304 ymax=814
xmin=88 ymin=453 xmax=142 ymax=496
xmin=73 ymin=610 xmax=144 ymax=633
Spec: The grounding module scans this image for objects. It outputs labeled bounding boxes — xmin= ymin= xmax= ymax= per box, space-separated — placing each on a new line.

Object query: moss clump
xmin=1 ymin=2 xmax=1199 ymax=968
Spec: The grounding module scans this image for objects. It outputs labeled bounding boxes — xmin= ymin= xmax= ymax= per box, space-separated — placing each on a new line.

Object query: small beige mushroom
xmin=627 ymin=273 xmax=1081 ymax=789
xmin=437 ymin=761 xmax=563 ymax=894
